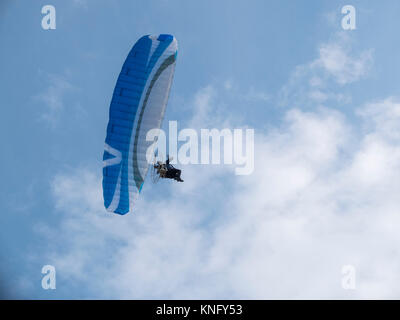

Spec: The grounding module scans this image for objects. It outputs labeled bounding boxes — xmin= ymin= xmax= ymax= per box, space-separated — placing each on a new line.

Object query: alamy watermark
xmin=341 ymin=5 xmax=356 ymax=30
xmin=41 ymin=265 xmax=56 ymax=290
xmin=41 ymin=5 xmax=56 ymax=30
xmin=341 ymin=264 xmax=356 ymax=290
xmin=146 ymin=121 xmax=254 ymax=175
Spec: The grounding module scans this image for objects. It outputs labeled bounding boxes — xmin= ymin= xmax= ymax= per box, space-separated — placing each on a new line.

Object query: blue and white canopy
xmin=102 ymin=34 xmax=178 ymax=215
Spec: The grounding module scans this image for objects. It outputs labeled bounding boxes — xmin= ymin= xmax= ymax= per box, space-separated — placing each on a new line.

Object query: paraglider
xmin=102 ymin=34 xmax=180 ymax=215
xmin=153 ymin=156 xmax=184 ymax=182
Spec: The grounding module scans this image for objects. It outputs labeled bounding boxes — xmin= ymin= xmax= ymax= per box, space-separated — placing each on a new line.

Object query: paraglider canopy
xmin=102 ymin=34 xmax=178 ymax=215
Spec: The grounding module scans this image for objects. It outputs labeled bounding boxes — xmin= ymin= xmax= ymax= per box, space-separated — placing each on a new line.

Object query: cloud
xmin=315 ymin=42 xmax=373 ymax=85
xmin=28 ymin=28 xmax=398 ymax=299
xmin=33 ymin=73 xmax=76 ymax=127
xmin=357 ymin=97 xmax=400 ymax=141
xmin=32 ymin=90 xmax=400 ymax=299
xmin=279 ymin=32 xmax=373 ymax=108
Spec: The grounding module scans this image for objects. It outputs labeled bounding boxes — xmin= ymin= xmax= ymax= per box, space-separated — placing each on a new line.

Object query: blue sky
xmin=1 ymin=0 xmax=400 ymax=299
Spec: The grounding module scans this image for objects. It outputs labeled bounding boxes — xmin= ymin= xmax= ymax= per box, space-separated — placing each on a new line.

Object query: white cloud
xmin=279 ymin=32 xmax=373 ymax=108
xmin=34 ymin=91 xmax=400 ymax=299
xmin=315 ymin=42 xmax=373 ymax=85
xmin=33 ymin=73 xmax=76 ymax=127
xmin=358 ymin=97 xmax=400 ymax=141
xmin=30 ymin=30 xmax=399 ymax=299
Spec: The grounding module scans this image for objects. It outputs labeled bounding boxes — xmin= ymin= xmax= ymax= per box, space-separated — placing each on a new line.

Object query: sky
xmin=1 ymin=0 xmax=400 ymax=299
